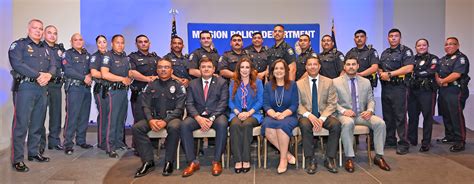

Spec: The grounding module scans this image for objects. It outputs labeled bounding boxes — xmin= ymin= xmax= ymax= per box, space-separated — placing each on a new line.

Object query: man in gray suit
xmin=333 ymin=56 xmax=390 ymax=172
xmin=180 ymin=57 xmax=229 ymax=177
xmin=297 ymin=56 xmax=341 ymax=174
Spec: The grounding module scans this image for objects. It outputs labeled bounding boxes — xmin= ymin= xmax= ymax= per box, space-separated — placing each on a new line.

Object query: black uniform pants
xmin=132 ymin=119 xmax=181 ymax=163
xmin=408 ymin=88 xmax=436 ymax=146
xmin=382 ymin=84 xmax=409 ymax=148
xmin=438 ymin=86 xmax=468 ymax=144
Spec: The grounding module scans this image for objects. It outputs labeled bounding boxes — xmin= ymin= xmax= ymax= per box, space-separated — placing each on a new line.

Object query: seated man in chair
xmin=334 ymin=56 xmax=390 ymax=172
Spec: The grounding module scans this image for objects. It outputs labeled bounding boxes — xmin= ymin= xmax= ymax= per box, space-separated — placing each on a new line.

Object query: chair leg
xmin=156 ymin=138 xmax=161 ymax=159
xmin=367 ymin=134 xmax=372 ymax=167
xmin=257 ymin=135 xmax=261 ymax=168
xmin=176 ymin=140 xmax=180 ymax=170
xmin=264 ymin=138 xmax=267 ymax=169
xmin=319 ymin=137 xmax=325 ymax=155
xmin=302 ymin=148 xmax=305 ymax=169
xmin=339 ymin=138 xmax=343 ymax=167
xmin=226 ymin=137 xmax=230 ymax=168
xmin=294 ymin=136 xmax=298 ymax=169
xmin=196 ymin=139 xmax=201 ymax=159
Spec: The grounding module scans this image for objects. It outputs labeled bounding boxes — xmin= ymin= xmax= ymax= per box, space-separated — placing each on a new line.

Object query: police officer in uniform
xmin=407 ymin=38 xmax=439 ymax=152
xmin=379 ymin=29 xmax=414 ymax=155
xmin=101 ymin=34 xmax=132 ymax=158
xmin=319 ymin=34 xmax=345 ymax=79
xmin=133 ymin=58 xmax=186 ymax=177
xmin=164 ymin=35 xmax=192 ymax=87
xmin=9 ymin=19 xmax=55 ymax=172
xmin=90 ymin=35 xmax=108 ymax=150
xmin=268 ymin=24 xmax=296 ymax=80
xmin=295 ymin=34 xmax=318 ymax=81
xmin=218 ymin=34 xmax=249 ymax=80
xmin=62 ymin=33 xmax=93 ymax=155
xmin=129 ymin=34 xmax=159 ymax=123
xmin=39 ymin=25 xmax=65 ymax=153
xmin=244 ymin=32 xmax=269 ymax=81
xmin=436 ymin=37 xmax=470 ymax=152
xmin=345 ymin=30 xmax=380 ymax=87
xmin=189 ymin=30 xmax=220 ymax=78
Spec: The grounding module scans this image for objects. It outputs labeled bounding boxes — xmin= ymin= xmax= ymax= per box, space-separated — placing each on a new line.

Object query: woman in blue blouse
xmin=228 ymin=57 xmax=264 ymax=173
xmin=262 ymin=59 xmax=299 ymax=174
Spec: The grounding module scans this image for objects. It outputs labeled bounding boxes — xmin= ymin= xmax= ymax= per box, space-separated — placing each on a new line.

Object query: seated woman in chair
xmin=228 ymin=58 xmax=264 ymax=173
xmin=261 ymin=59 xmax=299 ymax=174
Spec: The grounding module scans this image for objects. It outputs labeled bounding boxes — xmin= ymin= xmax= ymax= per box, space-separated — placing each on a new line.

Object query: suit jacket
xmin=186 ymin=76 xmax=229 ymax=118
xmin=297 ymin=75 xmax=337 ymax=118
xmin=333 ymin=74 xmax=375 ymax=115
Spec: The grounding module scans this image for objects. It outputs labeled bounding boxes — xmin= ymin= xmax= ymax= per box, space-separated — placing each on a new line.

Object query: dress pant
xmin=298 ymin=116 xmax=341 ymax=159
xmin=338 ymin=115 xmax=386 ymax=157
xmin=408 ymin=88 xmax=436 ymax=146
xmin=63 ymin=85 xmax=91 ymax=148
xmin=438 ymin=86 xmax=468 ymax=144
xmin=132 ymin=119 xmax=181 ymax=163
xmin=40 ymin=83 xmax=63 ymax=148
xmin=229 ymin=117 xmax=259 ymax=163
xmin=381 ymin=84 xmax=409 ymax=148
xmin=11 ymin=82 xmax=48 ymax=163
xmin=105 ymin=89 xmax=128 ymax=152
xmin=180 ymin=115 xmax=228 ymax=162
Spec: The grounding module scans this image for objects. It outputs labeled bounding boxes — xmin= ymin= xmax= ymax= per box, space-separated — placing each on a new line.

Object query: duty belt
xmin=66 ymin=78 xmax=87 ymax=87
xmin=109 ymin=82 xmax=128 ymax=90
xmin=50 ymin=76 xmax=63 ymax=84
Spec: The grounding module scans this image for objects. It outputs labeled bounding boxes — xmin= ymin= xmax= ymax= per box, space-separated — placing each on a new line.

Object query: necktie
xmin=311 ymin=79 xmax=319 ymax=117
xmin=204 ymin=81 xmax=209 ymax=101
xmin=350 ymin=78 xmax=357 ymax=114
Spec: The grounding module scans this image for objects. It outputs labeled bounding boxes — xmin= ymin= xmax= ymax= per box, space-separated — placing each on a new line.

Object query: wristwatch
xmin=209 ymin=115 xmax=216 ymax=122
xmin=387 ymin=72 xmax=392 ymax=78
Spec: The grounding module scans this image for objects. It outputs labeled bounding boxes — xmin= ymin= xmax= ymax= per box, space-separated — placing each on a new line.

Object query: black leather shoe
xmin=436 ymin=137 xmax=454 ymax=144
xmin=396 ymin=146 xmax=409 ymax=155
xmin=419 ymin=145 xmax=430 ymax=152
xmin=324 ymin=158 xmax=338 ymax=173
xmin=242 ymin=167 xmax=251 ymax=173
xmin=12 ymin=162 xmax=29 ymax=172
xmin=449 ymin=143 xmax=465 ymax=152
xmin=49 ymin=145 xmax=64 ymax=150
xmin=79 ymin=144 xmax=93 ymax=149
xmin=234 ymin=167 xmax=242 ymax=174
xmin=65 ymin=147 xmax=74 ymax=155
xmin=39 ymin=147 xmax=45 ymax=155
xmin=306 ymin=157 xmax=317 ymax=175
xmin=135 ymin=161 xmax=155 ymax=178
xmin=28 ymin=154 xmax=50 ymax=162
xmin=162 ymin=161 xmax=174 ymax=176
xmin=108 ymin=151 xmax=119 ymax=158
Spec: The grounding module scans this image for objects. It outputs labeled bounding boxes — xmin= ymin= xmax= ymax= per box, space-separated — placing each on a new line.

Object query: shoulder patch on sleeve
xmin=406 ymin=50 xmax=412 ymax=57
xmin=287 ymin=48 xmax=294 ymax=55
xmin=189 ymin=53 xmax=194 ymax=61
xmin=339 ymin=54 xmax=345 ymax=61
xmin=9 ymin=42 xmax=17 ymax=51
xmin=91 ymin=55 xmax=96 ymax=63
xmin=373 ymin=50 xmax=379 ymax=58
xmin=218 ymin=56 xmax=223 ymax=63
xmin=103 ymin=55 xmax=110 ymax=65
xmin=460 ymin=57 xmax=466 ymax=64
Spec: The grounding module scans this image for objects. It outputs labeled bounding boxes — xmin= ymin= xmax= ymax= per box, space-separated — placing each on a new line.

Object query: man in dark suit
xmin=181 ymin=57 xmax=229 ymax=177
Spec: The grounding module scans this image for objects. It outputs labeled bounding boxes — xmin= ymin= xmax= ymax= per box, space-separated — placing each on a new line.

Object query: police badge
xmin=451 ymin=55 xmax=456 ymax=60
xmin=311 ymin=53 xmax=318 ymax=58
xmin=431 ymin=58 xmax=437 ymax=64
xmin=170 ymin=86 xmax=176 ymax=93
xmin=57 ymin=50 xmax=63 ymax=57
xmin=419 ymin=60 xmax=425 ymax=66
